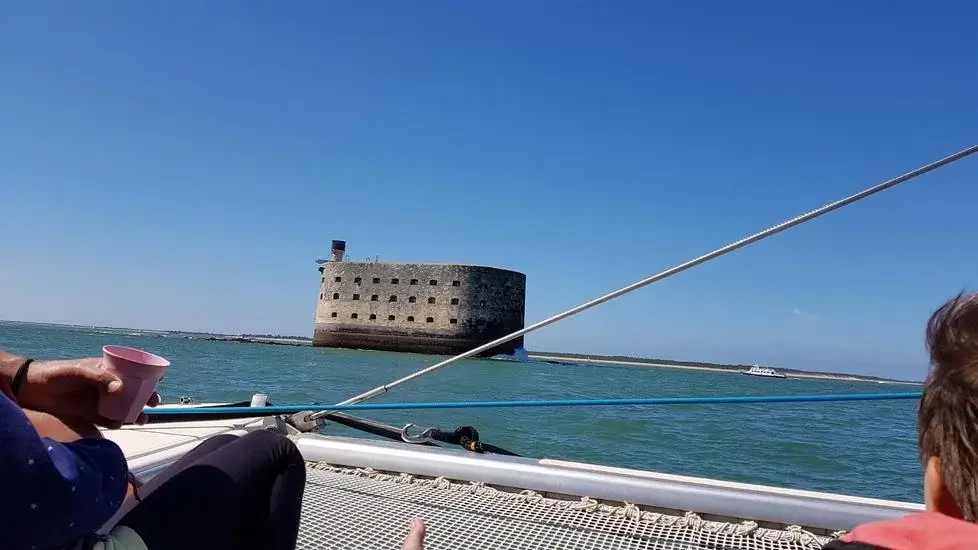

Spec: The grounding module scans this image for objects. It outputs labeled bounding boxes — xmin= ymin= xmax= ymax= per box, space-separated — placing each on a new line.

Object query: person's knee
xmin=239 ymin=428 xmax=289 ymax=448
xmin=202 ymin=433 xmax=241 ymax=449
xmin=240 ymin=429 xmax=304 ymax=465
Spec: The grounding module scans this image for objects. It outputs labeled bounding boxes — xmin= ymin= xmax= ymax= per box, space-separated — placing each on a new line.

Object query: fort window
xmin=321 ymin=277 xmax=325 ymax=283
xmin=354 ymin=277 xmax=362 ymax=284
xmin=389 ymin=295 xmax=398 ymax=302
xmin=372 ymin=277 xmax=380 ymax=284
xmin=407 ymin=316 xmax=415 ymax=322
xmin=369 ymin=314 xmax=377 ymax=320
xmin=320 ymin=293 xmax=324 ymax=300
xmin=427 ymin=297 xmax=436 ymax=304
xmin=410 ymin=279 xmax=418 ymax=285
xmin=335 ymin=276 xmax=342 ymax=282
xmin=450 ymin=318 xmax=458 ymax=324
xmin=391 ymin=278 xmax=399 ymax=284
xmin=333 ymin=293 xmax=340 ymax=300
xmin=450 ymin=298 xmax=459 ymax=305
xmin=426 ymin=317 xmax=434 ymax=323
xmin=429 ymin=279 xmax=437 ymax=286
xmin=452 ymin=280 xmax=460 ymax=287
xmin=330 ymin=312 xmax=337 ymax=318
xmin=351 ymin=313 xmax=358 ymax=319
xmin=388 ymin=315 xmax=395 ymax=321
xmin=371 ymin=295 xmax=379 ymax=301
xmin=353 ymin=294 xmax=360 ymax=300
xmin=408 ymin=296 xmax=417 ymax=303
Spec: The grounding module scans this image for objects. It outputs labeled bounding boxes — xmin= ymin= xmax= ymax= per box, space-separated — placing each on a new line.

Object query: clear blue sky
xmin=1 ymin=2 xmax=975 ymax=380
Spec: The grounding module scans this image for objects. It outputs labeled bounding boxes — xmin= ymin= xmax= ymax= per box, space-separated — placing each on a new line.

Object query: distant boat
xmin=740 ymin=364 xmax=787 ymax=378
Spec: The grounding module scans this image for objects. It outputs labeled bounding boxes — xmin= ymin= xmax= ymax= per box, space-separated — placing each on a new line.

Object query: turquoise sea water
xmin=1 ymin=321 xmax=923 ymax=503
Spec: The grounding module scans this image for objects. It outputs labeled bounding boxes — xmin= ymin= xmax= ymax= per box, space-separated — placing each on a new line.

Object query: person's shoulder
xmin=824 ymin=512 xmax=978 ymax=550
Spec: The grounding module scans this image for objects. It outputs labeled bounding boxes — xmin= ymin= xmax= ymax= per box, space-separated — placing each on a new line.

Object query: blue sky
xmin=1 ymin=2 xmax=975 ymax=380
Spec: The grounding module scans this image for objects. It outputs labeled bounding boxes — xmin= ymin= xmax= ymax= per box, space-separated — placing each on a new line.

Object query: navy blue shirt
xmin=0 ymin=392 xmax=129 ymax=550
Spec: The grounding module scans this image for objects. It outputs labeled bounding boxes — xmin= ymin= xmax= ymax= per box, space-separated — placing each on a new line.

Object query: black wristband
xmin=11 ymin=359 xmax=33 ymax=397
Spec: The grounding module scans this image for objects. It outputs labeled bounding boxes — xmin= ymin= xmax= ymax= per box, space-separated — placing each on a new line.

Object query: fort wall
xmin=314 ymin=261 xmax=526 ymax=356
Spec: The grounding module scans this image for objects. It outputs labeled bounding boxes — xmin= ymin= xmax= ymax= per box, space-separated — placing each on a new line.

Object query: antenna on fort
xmin=331 ymin=240 xmax=346 ymax=262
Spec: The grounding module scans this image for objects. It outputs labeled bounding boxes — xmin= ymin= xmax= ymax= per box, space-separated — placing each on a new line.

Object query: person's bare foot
xmin=401 ymin=518 xmax=426 ymax=550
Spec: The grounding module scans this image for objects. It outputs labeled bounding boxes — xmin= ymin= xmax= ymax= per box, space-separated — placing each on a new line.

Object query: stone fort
xmin=314 ymin=240 xmax=526 ymax=356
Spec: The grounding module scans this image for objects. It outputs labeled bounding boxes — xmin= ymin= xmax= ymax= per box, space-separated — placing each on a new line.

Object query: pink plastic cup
xmin=97 ymin=345 xmax=169 ymax=424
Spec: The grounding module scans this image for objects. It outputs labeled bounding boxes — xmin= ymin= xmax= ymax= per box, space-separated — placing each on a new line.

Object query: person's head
xmin=920 ymin=292 xmax=978 ymax=521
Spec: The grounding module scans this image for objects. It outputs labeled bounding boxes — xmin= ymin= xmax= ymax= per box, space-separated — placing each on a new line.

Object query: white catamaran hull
xmin=100 ymin=407 xmax=921 ymax=550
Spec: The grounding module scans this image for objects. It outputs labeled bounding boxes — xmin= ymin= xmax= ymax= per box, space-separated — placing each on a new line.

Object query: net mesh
xmin=297 ymin=462 xmax=836 ymax=550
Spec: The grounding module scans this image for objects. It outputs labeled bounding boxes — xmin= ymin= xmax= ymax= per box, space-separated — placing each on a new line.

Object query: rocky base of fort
xmin=313 ymin=324 xmax=522 ymax=357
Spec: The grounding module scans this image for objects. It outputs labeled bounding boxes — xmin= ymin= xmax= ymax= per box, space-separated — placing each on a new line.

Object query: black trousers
xmin=119 ymin=430 xmax=306 ymax=550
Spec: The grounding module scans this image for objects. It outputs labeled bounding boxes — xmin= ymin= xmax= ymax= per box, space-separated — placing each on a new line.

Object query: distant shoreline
xmin=1 ymin=320 xmax=921 ymax=384
xmin=196 ymin=336 xmax=920 ymax=384
xmin=527 ymin=352 xmax=921 ymax=385
xmin=203 ymin=335 xmax=312 ymax=347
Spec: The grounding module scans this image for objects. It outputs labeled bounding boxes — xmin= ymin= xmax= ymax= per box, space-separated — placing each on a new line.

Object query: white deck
xmin=103 ymin=419 xmax=258 ymax=467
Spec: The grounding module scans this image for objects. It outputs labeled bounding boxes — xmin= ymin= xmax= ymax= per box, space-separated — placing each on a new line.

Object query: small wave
xmin=490 ymin=347 xmax=531 ymax=362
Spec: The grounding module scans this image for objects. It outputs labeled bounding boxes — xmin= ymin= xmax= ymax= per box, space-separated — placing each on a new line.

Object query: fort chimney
xmin=331 ymin=240 xmax=346 ymax=262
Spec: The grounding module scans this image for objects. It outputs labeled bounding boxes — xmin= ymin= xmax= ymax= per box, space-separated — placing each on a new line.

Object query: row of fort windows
xmin=329 ymin=311 xmax=458 ymax=324
xmin=319 ymin=293 xmax=465 ymax=305
xmin=323 ymin=276 xmax=462 ymax=286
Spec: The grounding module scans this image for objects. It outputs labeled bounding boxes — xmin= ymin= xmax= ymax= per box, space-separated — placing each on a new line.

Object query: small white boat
xmin=741 ymin=365 xmax=788 ymax=378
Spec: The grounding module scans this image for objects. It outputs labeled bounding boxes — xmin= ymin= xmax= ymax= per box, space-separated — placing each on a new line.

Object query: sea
xmin=1 ymin=320 xmax=923 ymax=503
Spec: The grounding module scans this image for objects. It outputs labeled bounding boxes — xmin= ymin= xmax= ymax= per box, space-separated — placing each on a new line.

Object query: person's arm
xmin=0 ymin=385 xmax=129 ymax=550
xmin=0 ymin=348 xmax=25 ymax=387
xmin=0 ymin=349 xmax=160 ymax=426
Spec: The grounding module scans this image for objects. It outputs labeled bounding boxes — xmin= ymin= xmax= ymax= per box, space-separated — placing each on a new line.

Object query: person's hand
xmin=17 ymin=358 xmax=162 ymax=428
xmin=401 ymin=518 xmax=426 ymax=550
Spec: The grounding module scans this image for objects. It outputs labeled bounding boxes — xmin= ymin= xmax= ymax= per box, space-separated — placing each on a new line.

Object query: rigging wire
xmin=309 ymin=145 xmax=977 ymax=420
xmin=149 ymin=391 xmax=923 ymax=421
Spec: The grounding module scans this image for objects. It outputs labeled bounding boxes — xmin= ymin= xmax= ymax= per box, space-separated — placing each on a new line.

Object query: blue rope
xmin=145 ymin=391 xmax=922 ymax=417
